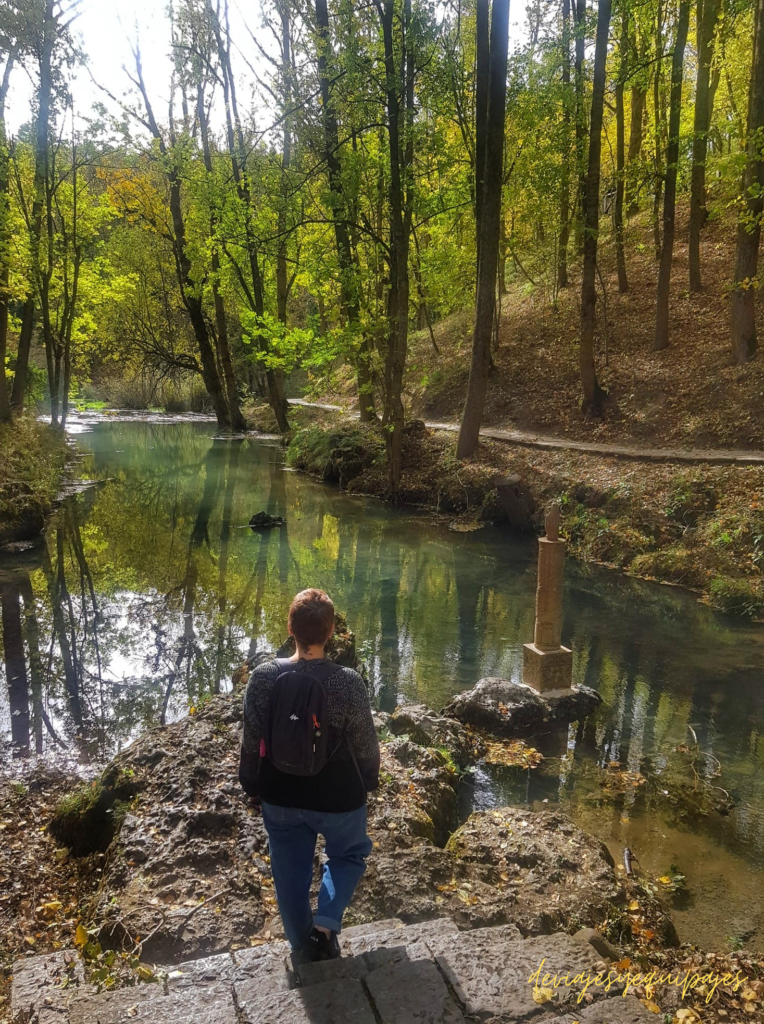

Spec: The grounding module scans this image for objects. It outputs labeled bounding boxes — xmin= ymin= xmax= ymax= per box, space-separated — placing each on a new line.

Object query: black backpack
xmin=264 ymin=659 xmax=337 ymax=776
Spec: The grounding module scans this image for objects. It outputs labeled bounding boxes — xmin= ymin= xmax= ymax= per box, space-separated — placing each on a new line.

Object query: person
xmin=239 ymin=588 xmax=380 ymax=962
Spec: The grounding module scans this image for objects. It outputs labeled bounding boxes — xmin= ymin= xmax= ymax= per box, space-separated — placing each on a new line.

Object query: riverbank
xmin=3 ymin=673 xmax=763 ymax=1022
xmin=278 ymin=412 xmax=764 ymax=617
xmin=0 ymin=419 xmax=72 ymax=549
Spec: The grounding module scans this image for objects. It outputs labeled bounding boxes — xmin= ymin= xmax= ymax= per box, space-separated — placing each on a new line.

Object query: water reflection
xmin=1 ymin=421 xmax=764 ymax=947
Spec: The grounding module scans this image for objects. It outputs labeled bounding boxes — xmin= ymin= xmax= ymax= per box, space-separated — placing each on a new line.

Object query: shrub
xmin=708 ymin=576 xmax=764 ymax=617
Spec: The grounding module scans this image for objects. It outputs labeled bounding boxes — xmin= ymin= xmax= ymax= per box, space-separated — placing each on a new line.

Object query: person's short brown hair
xmin=288 ymin=589 xmax=335 ymax=647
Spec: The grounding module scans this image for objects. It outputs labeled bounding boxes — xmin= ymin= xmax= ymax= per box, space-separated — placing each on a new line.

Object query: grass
xmin=0 ymin=417 xmax=71 ymax=541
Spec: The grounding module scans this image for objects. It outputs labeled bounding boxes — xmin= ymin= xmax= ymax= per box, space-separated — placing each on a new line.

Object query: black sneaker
xmin=307 ymin=926 xmax=341 ymax=961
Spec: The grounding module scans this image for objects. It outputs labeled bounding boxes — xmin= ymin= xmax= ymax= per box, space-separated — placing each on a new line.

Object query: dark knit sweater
xmin=239 ymin=658 xmax=380 ymax=813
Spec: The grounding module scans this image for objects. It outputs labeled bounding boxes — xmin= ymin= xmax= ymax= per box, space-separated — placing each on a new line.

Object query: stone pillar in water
xmin=523 ymin=504 xmax=574 ymax=693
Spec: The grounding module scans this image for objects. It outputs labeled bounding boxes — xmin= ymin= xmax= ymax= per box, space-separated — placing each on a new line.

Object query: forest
xmin=1 ymin=0 xmax=764 ymax=489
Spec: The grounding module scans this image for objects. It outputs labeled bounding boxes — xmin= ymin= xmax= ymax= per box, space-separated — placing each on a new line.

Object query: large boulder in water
xmin=442 ymin=677 xmax=601 ymax=739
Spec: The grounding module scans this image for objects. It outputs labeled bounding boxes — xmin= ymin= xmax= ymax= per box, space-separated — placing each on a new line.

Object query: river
xmin=1 ymin=418 xmax=763 ymax=951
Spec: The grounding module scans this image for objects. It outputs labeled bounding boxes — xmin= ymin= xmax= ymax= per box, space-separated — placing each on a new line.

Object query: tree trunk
xmin=314 ymin=0 xmax=376 ymax=421
xmin=615 ymin=8 xmax=629 ymax=293
xmin=0 ymin=266 xmax=9 ymax=422
xmin=475 ymin=0 xmax=490 ymax=252
xmin=626 ymin=23 xmax=646 ymax=216
xmin=573 ymin=0 xmax=587 ymax=252
xmin=380 ymin=0 xmax=411 ymax=488
xmin=10 ymin=298 xmax=34 ymax=414
xmin=457 ymin=0 xmax=511 ymax=458
xmin=196 ymin=74 xmax=245 ymax=432
xmin=558 ymin=0 xmax=573 ymax=290
xmin=653 ymin=0 xmax=665 ymax=259
xmin=731 ymin=0 xmax=764 ymax=363
xmin=654 ymin=0 xmax=691 ymax=350
xmin=689 ymin=0 xmax=721 ymax=291
xmin=0 ymin=58 xmax=13 ymax=423
xmin=579 ymin=0 xmax=612 ymax=416
xmin=499 ymin=212 xmax=509 ymax=294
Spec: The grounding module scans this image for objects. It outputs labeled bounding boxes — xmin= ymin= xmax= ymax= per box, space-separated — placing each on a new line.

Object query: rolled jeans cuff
xmin=313 ymin=913 xmax=342 ymax=934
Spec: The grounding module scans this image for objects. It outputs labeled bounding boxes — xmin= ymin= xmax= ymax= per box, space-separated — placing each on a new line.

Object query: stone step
xmin=365 ymin=958 xmax=466 ymax=1024
xmin=236 ymin=977 xmax=376 ymax=1024
xmin=11 ymin=919 xmax=658 ymax=1024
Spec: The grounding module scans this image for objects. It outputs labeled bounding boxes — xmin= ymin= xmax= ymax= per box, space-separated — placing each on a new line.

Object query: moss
xmin=287 ymin=421 xmax=386 ymax=486
xmin=49 ymin=766 xmax=138 ymax=856
xmin=629 ymin=545 xmax=708 ymax=588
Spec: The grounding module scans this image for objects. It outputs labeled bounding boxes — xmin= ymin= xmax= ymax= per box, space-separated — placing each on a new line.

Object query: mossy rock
xmin=49 ymin=766 xmax=138 ymax=856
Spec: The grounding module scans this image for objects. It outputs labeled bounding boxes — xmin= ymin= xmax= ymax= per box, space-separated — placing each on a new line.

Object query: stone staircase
xmin=12 ymin=919 xmax=657 ymax=1024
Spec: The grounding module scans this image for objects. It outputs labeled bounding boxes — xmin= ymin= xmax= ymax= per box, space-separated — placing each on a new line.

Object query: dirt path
xmin=288 ymin=399 xmax=764 ymax=466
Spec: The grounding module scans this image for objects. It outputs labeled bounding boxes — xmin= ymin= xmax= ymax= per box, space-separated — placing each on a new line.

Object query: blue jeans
xmin=261 ymin=802 xmax=372 ymax=950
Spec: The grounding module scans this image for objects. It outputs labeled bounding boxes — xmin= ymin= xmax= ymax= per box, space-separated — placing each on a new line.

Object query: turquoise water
xmin=1 ymin=419 xmax=763 ymax=949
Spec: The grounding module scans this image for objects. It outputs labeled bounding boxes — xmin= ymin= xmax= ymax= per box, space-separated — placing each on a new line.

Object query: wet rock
xmin=249 ymin=511 xmax=286 ymax=529
xmin=442 ymin=678 xmax=601 ymax=739
xmin=388 ymin=703 xmax=487 ymax=768
xmin=492 ymin=474 xmax=537 ymax=531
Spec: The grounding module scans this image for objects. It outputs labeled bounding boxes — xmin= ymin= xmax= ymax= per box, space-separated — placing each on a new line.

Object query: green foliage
xmin=0 ymin=417 xmax=70 ymax=530
xmin=707 ymin=575 xmax=764 ymax=617
xmin=287 ymin=421 xmax=386 ymax=485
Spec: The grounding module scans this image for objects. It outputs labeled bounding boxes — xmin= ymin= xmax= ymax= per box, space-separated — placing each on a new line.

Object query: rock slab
xmin=443 ymin=677 xmax=601 ymax=738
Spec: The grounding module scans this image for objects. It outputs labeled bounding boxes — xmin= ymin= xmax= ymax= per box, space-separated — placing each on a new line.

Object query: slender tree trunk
xmin=211 ymin=251 xmax=246 ymax=430
xmin=499 ymin=212 xmax=509 ymax=294
xmin=654 ymin=0 xmax=691 ymax=350
xmin=653 ymin=0 xmax=665 ymax=259
xmin=689 ymin=0 xmax=721 ymax=291
xmin=196 ymin=77 xmax=245 ymax=431
xmin=558 ymin=0 xmax=573 ymax=290
xmin=626 ymin=85 xmax=646 ymax=216
xmin=0 ymin=58 xmax=13 ymax=423
xmin=378 ymin=0 xmax=416 ymax=488
xmin=573 ymin=0 xmax=587 ymax=252
xmin=475 ymin=0 xmax=490 ymax=254
xmin=457 ymin=0 xmax=510 ymax=458
xmin=579 ymin=0 xmax=612 ymax=416
xmin=731 ymin=0 xmax=764 ymax=363
xmin=315 ymin=0 xmax=376 ymax=421
xmin=10 ymin=299 xmax=34 ymax=413
xmin=615 ymin=8 xmax=629 ymax=293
